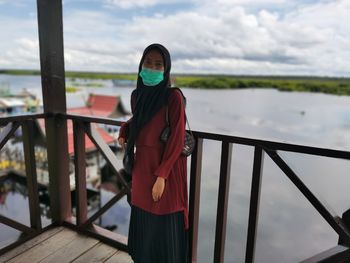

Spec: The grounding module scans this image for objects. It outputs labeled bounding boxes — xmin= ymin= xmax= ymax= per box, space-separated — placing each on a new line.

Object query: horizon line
xmin=1 ymin=69 xmax=350 ymax=79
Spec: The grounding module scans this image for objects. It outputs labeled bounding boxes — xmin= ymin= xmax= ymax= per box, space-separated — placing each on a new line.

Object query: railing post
xmin=22 ymin=120 xmax=42 ymax=230
xmin=214 ymin=141 xmax=232 ymax=263
xmin=338 ymin=209 xmax=350 ymax=245
xmin=188 ymin=137 xmax=203 ymax=263
xmin=37 ymin=0 xmax=71 ymax=223
xmin=73 ymin=121 xmax=88 ymax=226
xmin=245 ymin=146 xmax=264 ymax=263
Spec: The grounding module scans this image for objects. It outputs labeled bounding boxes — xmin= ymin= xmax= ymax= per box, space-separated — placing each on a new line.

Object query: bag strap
xmin=164 ymin=88 xmax=193 ymax=135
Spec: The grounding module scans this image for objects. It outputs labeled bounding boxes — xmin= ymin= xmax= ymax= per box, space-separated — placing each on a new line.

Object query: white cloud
xmin=1 ymin=0 xmax=350 ymax=76
xmin=103 ymin=0 xmax=187 ymax=9
xmin=104 ymin=0 xmax=157 ymax=9
xmin=0 ymin=0 xmax=28 ymax=7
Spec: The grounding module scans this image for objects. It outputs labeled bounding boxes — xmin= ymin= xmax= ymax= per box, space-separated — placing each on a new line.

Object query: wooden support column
xmin=36 ymin=0 xmax=71 ymax=223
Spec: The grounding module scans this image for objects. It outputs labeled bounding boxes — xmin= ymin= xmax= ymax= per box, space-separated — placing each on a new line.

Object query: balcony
xmin=1 ymin=0 xmax=350 ymax=262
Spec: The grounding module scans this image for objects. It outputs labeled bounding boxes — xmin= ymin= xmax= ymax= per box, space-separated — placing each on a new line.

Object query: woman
xmin=118 ymin=43 xmax=189 ymax=263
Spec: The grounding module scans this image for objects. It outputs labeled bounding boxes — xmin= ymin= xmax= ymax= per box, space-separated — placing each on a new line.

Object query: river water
xmin=1 ymin=74 xmax=350 ymax=262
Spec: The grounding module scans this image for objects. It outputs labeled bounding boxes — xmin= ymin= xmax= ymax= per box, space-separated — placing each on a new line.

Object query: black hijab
xmin=123 ymin=43 xmax=172 ymax=174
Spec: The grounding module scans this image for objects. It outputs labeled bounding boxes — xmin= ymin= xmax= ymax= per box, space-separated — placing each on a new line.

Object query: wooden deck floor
xmin=0 ymin=227 xmax=133 ymax=263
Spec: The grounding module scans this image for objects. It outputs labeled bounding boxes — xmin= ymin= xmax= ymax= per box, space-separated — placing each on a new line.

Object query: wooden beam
xmin=36 ymin=0 xmax=71 ymax=222
xmin=0 ymin=215 xmax=34 ymax=234
xmin=300 ymin=245 xmax=350 ymax=263
xmin=214 ymin=141 xmax=233 ymax=263
xmin=73 ymin=121 xmax=88 ymax=226
xmin=82 ymin=187 xmax=129 ymax=228
xmin=0 ymin=122 xmax=19 ymax=151
xmin=84 ymin=124 xmax=129 ymax=191
xmin=188 ymin=137 xmax=203 ymax=263
xmin=0 ymin=114 xmax=46 ymax=127
xmin=22 ymin=120 xmax=42 ymax=230
xmin=36 ymin=0 xmax=67 ymax=114
xmin=266 ymin=150 xmax=350 ymax=246
xmin=245 ymin=147 xmax=264 ymax=263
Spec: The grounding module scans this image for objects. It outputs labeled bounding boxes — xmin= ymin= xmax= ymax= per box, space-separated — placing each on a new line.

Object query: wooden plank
xmin=72 ymin=242 xmax=118 ymax=263
xmin=104 ymin=250 xmax=133 ymax=263
xmin=0 ymin=227 xmax=63 ymax=262
xmin=85 ymin=224 xmax=128 ymax=249
xmin=39 ymin=234 xmax=100 ymax=263
xmin=62 ymin=222 xmax=127 ymax=252
xmin=7 ymin=228 xmax=78 ymax=263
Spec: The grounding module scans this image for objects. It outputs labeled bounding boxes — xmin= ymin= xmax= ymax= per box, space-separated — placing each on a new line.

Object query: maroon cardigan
xmin=118 ymin=89 xmax=189 ymax=229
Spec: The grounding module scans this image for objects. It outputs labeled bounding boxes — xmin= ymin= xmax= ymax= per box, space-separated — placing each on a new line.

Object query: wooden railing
xmin=2 ymin=0 xmax=349 ymax=261
xmin=66 ymin=113 xmax=131 ymax=250
xmin=1 ymin=113 xmax=350 ymax=262
xmin=188 ymin=130 xmax=350 ymax=263
xmin=65 ymin=114 xmax=350 ymax=262
xmin=0 ymin=114 xmax=50 ymax=255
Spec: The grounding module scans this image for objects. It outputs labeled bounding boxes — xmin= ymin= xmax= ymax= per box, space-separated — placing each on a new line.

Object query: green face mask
xmin=139 ymin=68 xmax=164 ymax=86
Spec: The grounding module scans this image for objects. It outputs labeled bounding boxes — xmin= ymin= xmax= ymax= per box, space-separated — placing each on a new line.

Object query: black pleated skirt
xmin=127 ymin=205 xmax=189 ymax=263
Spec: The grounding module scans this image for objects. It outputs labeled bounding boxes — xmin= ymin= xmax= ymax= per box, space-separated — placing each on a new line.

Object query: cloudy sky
xmin=0 ymin=0 xmax=349 ymax=76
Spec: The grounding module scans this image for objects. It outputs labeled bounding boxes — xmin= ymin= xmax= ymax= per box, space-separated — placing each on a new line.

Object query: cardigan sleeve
xmin=118 ymin=90 xmax=136 ymax=141
xmin=154 ymin=89 xmax=185 ymax=179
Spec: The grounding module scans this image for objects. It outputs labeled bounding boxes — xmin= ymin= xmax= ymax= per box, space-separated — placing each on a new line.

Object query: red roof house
xmin=33 ymin=94 xmax=129 ymax=155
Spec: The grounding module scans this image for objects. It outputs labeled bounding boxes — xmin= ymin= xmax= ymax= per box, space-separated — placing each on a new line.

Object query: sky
xmin=0 ymin=0 xmax=349 ymax=76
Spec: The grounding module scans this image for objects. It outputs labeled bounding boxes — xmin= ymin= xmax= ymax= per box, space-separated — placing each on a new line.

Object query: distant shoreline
xmin=1 ymin=69 xmax=350 ymax=96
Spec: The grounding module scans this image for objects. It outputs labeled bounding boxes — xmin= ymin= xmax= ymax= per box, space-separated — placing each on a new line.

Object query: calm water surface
xmin=1 ymin=75 xmax=350 ymax=262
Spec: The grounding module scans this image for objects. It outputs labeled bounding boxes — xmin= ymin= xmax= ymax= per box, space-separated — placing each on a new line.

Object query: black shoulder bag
xmin=159 ymin=92 xmax=195 ymax=156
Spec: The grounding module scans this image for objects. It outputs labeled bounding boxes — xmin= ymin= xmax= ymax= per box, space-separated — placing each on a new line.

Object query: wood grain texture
xmin=0 ymin=227 xmax=133 ymax=263
xmin=6 ymin=228 xmax=78 ymax=263
xmin=104 ymin=250 xmax=133 ymax=263
xmin=0 ymin=227 xmax=64 ymax=262
xmin=72 ymin=243 xmax=118 ymax=263
xmin=40 ymin=234 xmax=100 ymax=263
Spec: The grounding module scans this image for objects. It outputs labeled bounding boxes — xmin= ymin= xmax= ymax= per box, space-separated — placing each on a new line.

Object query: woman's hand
xmin=118 ymin=137 xmax=126 ymax=148
xmin=152 ymin=177 xmax=165 ymax=202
